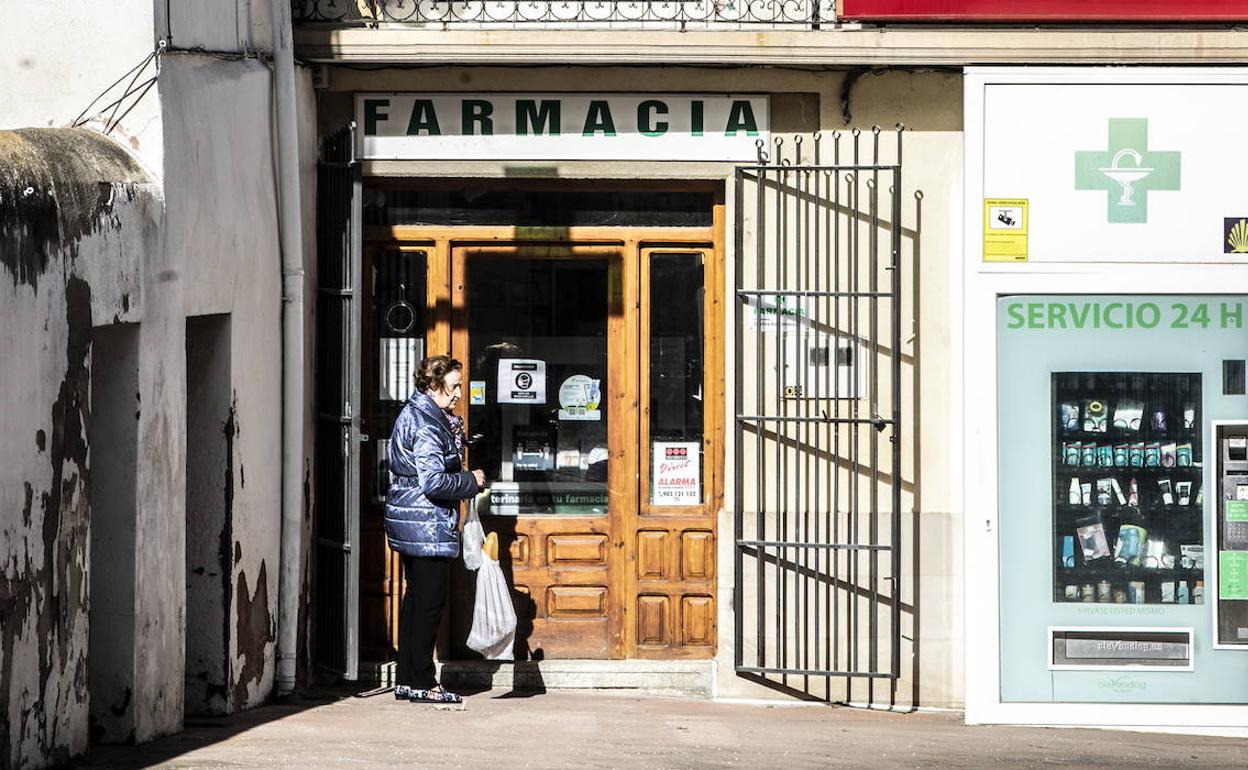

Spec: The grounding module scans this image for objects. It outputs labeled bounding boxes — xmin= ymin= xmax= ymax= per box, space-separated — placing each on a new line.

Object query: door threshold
xmin=360 ymin=659 xmax=714 ymax=697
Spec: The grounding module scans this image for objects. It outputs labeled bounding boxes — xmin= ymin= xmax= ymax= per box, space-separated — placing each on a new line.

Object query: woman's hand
xmin=472 ymin=469 xmax=486 ymax=488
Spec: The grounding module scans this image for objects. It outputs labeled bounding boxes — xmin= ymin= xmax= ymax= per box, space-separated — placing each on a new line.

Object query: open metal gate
xmin=733 ymin=128 xmax=905 ymax=700
xmin=314 ymin=123 xmax=362 ymax=679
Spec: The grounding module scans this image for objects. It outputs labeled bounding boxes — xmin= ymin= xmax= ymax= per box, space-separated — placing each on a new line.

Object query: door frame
xmin=363 ymin=205 xmax=725 ymax=659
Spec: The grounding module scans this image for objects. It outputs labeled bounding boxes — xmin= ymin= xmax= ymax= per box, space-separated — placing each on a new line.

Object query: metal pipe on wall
xmin=269 ymin=0 xmax=305 ymax=696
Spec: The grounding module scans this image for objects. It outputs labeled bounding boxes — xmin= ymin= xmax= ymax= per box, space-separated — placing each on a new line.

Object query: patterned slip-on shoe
xmin=394 ymin=685 xmax=413 ymax=701
xmin=410 ymin=685 xmax=463 ymax=704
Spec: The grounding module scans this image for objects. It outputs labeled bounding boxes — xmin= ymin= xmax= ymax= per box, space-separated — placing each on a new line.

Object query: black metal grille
xmin=294 ymin=0 xmax=837 ymax=27
xmin=733 ymin=128 xmax=905 ymax=699
xmin=314 ymin=124 xmax=362 ymax=679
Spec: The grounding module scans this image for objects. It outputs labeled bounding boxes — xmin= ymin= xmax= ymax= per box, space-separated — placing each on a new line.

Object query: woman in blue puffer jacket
xmin=385 ymin=354 xmax=485 ymax=704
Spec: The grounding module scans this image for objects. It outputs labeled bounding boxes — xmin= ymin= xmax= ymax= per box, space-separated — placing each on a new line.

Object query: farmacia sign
xmin=356 ymin=93 xmax=769 ymax=161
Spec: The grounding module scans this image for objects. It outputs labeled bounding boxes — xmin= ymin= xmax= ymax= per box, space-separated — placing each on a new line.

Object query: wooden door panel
xmin=680 ymin=529 xmax=715 ymax=581
xmin=637 ymin=530 xmax=669 ymax=581
xmin=546 ymin=534 xmax=609 ymax=566
xmin=637 ymin=595 xmax=671 ymax=647
xmin=680 ymin=595 xmax=715 ymax=647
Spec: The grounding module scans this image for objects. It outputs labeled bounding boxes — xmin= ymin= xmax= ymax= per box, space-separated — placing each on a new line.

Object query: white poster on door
xmin=652 ymin=442 xmax=701 ymax=506
xmin=497 ymin=359 xmax=547 ymax=404
xmin=379 ymin=338 xmax=424 ymax=401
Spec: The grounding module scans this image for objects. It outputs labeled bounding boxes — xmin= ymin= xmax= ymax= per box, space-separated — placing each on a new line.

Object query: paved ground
xmin=73 ymin=687 xmax=1247 ymax=769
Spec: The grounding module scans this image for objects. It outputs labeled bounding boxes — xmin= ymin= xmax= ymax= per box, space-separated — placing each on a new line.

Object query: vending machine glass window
xmin=1052 ymin=373 xmax=1204 ymax=605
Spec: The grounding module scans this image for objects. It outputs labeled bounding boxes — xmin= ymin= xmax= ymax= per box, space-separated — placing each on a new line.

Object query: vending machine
xmin=996 ymin=294 xmax=1248 ymax=704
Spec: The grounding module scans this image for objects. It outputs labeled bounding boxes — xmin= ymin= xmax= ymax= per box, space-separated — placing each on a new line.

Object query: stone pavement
xmin=72 ymin=687 xmax=1247 ymax=769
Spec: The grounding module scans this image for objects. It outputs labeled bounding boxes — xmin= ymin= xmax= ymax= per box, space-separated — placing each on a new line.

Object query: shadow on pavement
xmin=67 ymin=684 xmax=375 ymax=769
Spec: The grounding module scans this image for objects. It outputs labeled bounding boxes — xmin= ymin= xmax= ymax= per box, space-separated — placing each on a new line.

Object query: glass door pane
xmin=647 ymin=251 xmax=706 ymax=506
xmin=467 ymin=257 xmax=610 ymax=516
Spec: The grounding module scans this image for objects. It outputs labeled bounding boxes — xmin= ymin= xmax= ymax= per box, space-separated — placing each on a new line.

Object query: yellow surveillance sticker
xmin=984 ymin=198 xmax=1028 ymax=262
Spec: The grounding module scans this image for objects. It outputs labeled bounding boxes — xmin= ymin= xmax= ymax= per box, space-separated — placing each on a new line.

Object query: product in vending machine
xmin=1083 ymin=399 xmax=1108 ymax=432
xmin=1113 ymin=444 xmax=1128 ymax=467
xmin=1098 ymin=444 xmax=1114 ymax=468
xmin=1129 ymin=442 xmax=1145 ymax=468
xmin=1113 ymin=524 xmax=1148 ymax=566
xmin=1128 ymin=581 xmax=1146 ymax=604
xmin=1176 ymin=442 xmax=1193 ymax=467
xmin=1081 ymin=583 xmax=1096 ymax=602
xmin=1176 ymin=481 xmax=1192 ymax=506
xmin=1063 ymin=442 xmax=1081 ymax=466
xmin=1095 ymin=478 xmax=1113 ymax=506
xmin=1060 ymin=402 xmax=1080 ymax=431
xmin=1068 ymin=477 xmax=1081 ymax=505
xmin=1145 ymin=442 xmax=1162 ymax=468
xmin=1182 ymin=404 xmax=1196 ymax=430
xmin=1127 ymin=477 xmax=1140 ymax=507
xmin=1076 ymin=515 xmax=1111 ymax=561
xmin=1081 ymin=442 xmax=1097 ymax=467
xmin=1158 ymin=478 xmax=1174 ymax=506
xmin=1161 ymin=442 xmax=1177 ymax=468
xmin=1097 ymin=580 xmax=1113 ymax=602
xmin=1161 ymin=582 xmax=1176 ymax=603
xmin=1113 ymin=399 xmax=1144 ymax=431
xmin=1110 ymin=477 xmax=1126 ymax=505
xmin=1144 ymin=538 xmax=1168 ymax=569
xmin=1194 ymin=580 xmax=1205 ymax=604
xmin=1151 ymin=407 xmax=1168 ymax=432
xmin=1064 ymin=585 xmax=1080 ymax=601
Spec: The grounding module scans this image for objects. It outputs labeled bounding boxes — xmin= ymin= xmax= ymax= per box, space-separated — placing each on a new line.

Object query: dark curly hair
xmin=414 ymin=354 xmax=462 ymax=393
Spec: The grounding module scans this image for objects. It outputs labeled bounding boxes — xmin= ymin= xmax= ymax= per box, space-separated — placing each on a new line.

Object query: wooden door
xmin=362 ymin=220 xmax=723 ymax=664
xmin=627 ymin=245 xmax=722 ymax=658
xmin=448 ymin=243 xmax=636 ymax=659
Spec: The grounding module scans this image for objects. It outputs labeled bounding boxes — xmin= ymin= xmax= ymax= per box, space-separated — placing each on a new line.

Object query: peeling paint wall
xmin=3 ymin=19 xmax=320 ymax=768
xmin=0 ymin=129 xmax=163 ymax=769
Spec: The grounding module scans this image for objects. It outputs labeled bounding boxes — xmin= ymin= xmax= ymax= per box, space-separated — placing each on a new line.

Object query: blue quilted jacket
xmin=384 ymin=392 xmax=479 ymax=558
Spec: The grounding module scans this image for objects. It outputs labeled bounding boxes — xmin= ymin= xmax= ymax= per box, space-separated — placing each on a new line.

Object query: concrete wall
xmin=318 ymin=65 xmax=964 ymax=707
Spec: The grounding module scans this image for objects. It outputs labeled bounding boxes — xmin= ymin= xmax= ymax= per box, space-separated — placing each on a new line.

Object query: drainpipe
xmin=270 ymin=0 xmax=304 ymax=696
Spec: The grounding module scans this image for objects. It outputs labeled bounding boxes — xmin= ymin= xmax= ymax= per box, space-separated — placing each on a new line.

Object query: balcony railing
xmin=294 ymin=0 xmax=837 ymax=29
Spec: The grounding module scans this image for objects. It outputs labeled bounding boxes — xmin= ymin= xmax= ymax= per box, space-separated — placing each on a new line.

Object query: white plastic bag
xmin=465 ymin=554 xmax=517 ymax=660
xmin=461 ymin=497 xmax=485 ymax=571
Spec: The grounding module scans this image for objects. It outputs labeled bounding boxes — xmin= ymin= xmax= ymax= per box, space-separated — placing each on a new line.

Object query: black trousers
xmin=397 ymin=554 xmax=450 ymax=689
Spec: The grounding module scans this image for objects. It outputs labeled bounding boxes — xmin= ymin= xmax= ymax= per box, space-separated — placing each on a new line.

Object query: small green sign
xmin=1227 ymin=500 xmax=1248 ymax=522
xmin=1219 ymin=551 xmax=1248 ymax=600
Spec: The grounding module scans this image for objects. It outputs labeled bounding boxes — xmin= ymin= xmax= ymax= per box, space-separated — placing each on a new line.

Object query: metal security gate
xmin=314 ymin=124 xmax=362 ymax=679
xmin=733 ymin=128 xmax=905 ymax=700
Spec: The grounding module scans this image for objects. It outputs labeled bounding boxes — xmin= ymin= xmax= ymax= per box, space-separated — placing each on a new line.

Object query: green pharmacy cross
xmin=1075 ymin=118 xmax=1180 ymax=224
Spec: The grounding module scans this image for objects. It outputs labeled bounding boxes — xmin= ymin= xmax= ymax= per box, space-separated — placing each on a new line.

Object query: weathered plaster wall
xmin=161 ymin=51 xmax=316 ymax=710
xmin=0 ymin=3 xmax=164 ymax=174
xmin=0 ymin=128 xmax=163 ymax=769
xmin=164 ymin=0 xmax=274 ymax=55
